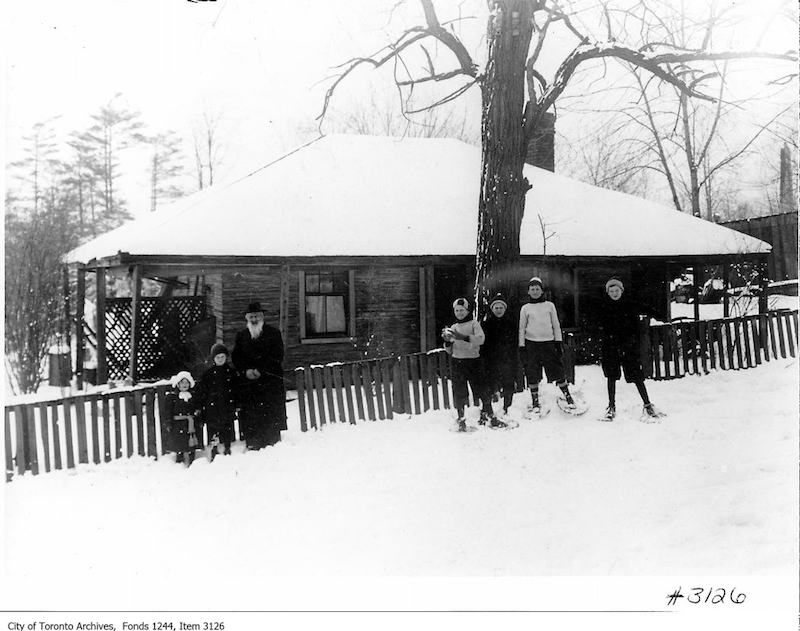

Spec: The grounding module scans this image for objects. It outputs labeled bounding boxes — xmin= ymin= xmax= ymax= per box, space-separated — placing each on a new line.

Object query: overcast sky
xmin=3 ymin=0 xmax=797 ymax=215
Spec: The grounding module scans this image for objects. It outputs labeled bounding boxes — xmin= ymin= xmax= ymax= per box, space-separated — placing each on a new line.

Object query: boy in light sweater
xmin=443 ymin=297 xmax=505 ymax=431
xmin=518 ymin=277 xmax=575 ymax=413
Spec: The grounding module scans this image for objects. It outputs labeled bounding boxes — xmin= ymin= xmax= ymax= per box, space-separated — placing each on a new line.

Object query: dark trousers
xmin=451 ymin=357 xmax=492 ymax=415
xmin=485 ymin=355 xmax=517 ymax=410
xmin=522 ymin=341 xmax=566 ymax=385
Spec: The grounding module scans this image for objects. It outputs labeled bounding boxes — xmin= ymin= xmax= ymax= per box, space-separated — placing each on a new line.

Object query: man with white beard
xmin=231 ymin=302 xmax=287 ymax=450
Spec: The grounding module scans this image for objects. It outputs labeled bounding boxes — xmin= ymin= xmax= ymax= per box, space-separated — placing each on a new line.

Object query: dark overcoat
xmin=231 ymin=325 xmax=288 ymax=441
xmin=195 ymin=364 xmax=238 ymax=444
xmin=597 ymin=296 xmax=660 ymax=353
xmin=164 ymin=389 xmax=202 ymax=452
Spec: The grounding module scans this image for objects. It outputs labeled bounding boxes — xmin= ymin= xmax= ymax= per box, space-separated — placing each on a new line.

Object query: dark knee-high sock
xmin=607 ymin=379 xmax=616 ymax=408
xmin=635 ymin=380 xmax=650 ymax=405
xmin=530 ymin=384 xmax=539 ymax=405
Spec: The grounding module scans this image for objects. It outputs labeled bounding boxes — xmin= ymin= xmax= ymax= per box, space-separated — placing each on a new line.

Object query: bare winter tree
xmin=8 ymin=118 xmax=61 ymax=214
xmin=192 ymin=107 xmax=227 ymax=190
xmin=77 ymin=94 xmax=143 ymax=230
xmin=558 ymin=124 xmax=651 ymax=195
xmin=317 ymin=0 xmax=796 ymax=311
xmin=138 ymin=130 xmax=186 ymax=212
xmin=326 ymin=93 xmax=478 ymax=143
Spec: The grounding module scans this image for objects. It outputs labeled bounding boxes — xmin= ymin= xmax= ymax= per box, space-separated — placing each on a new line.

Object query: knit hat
xmin=605 ymin=277 xmax=624 ymax=293
xmin=210 ymin=342 xmax=229 ymax=358
xmin=170 ymin=370 xmax=195 ymax=389
xmin=452 ymin=297 xmax=471 ymax=310
xmin=528 ymin=277 xmax=544 ymax=289
xmin=489 ymin=293 xmax=508 ymax=309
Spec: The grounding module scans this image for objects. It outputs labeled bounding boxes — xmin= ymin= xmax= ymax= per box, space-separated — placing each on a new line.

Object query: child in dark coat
xmin=597 ymin=277 xmax=665 ymax=422
xmin=164 ymin=371 xmax=201 ymax=466
xmin=443 ymin=297 xmax=505 ymax=431
xmin=195 ymin=343 xmax=238 ymax=460
xmin=481 ymin=293 xmax=519 ymax=415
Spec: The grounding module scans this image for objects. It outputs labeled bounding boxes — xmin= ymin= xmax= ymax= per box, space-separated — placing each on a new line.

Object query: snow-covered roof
xmin=66 ymin=134 xmax=769 ymax=264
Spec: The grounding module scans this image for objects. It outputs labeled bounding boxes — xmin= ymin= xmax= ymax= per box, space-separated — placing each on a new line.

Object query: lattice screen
xmin=105 ymin=297 xmax=207 ymax=380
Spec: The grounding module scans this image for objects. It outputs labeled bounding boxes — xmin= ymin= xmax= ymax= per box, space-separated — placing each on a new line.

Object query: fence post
xmin=295 ymin=368 xmax=308 ymax=432
xmin=5 ymin=407 xmax=14 ymax=482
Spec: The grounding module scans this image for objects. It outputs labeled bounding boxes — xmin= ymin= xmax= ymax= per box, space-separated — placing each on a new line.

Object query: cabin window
xmin=299 ymin=269 xmax=356 ymax=342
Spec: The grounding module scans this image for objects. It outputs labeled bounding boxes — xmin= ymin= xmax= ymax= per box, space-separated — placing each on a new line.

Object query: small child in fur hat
xmin=164 ymin=371 xmax=201 ymax=466
xmin=195 ymin=343 xmax=238 ymax=459
xmin=443 ymin=297 xmax=504 ymax=430
xmin=518 ymin=277 xmax=576 ymax=413
xmin=481 ymin=293 xmax=519 ymax=416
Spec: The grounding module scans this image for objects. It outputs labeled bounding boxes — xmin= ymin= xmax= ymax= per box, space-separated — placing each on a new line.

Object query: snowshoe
xmin=490 ymin=417 xmax=518 ymax=430
xmin=598 ymin=406 xmax=616 ymax=422
xmin=640 ymin=403 xmax=666 ymax=423
xmin=525 ymin=403 xmax=550 ymax=420
xmin=556 ymin=391 xmax=589 ymax=416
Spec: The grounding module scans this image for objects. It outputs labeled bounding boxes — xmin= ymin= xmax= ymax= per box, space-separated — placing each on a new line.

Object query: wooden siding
xmin=721 ymin=213 xmax=798 ymax=281
xmin=205 ymin=273 xmax=224 ymax=341
xmin=216 ymin=265 xmax=422 ymax=369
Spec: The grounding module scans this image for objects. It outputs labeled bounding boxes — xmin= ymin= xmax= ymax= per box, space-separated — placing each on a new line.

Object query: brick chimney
xmin=525 ymin=112 xmax=555 ymax=172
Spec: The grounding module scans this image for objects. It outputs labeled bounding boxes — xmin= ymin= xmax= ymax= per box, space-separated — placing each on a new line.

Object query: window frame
xmin=298 ymin=269 xmax=356 ymax=344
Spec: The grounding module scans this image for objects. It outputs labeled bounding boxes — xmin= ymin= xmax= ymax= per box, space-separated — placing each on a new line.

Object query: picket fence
xmin=3 ymin=384 xmax=242 ymax=483
xmin=293 ymin=349 xmax=453 ymax=431
xmin=4 ymin=310 xmax=797 ymax=482
xmin=644 ymin=309 xmax=797 ymax=379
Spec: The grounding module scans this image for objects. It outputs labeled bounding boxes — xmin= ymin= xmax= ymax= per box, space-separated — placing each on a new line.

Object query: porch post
xmin=425 ymin=265 xmax=436 ymax=349
xmin=418 ymin=267 xmax=427 ymax=353
xmin=129 ymin=265 xmax=142 ymax=383
xmin=95 ymin=268 xmax=107 ymax=384
xmin=758 ymin=257 xmax=769 ymax=315
xmin=279 ymin=264 xmax=290 ymax=340
xmin=63 ymin=266 xmax=72 ymax=347
xmin=722 ymin=263 xmax=730 ymax=318
xmin=692 ymin=262 xmax=701 ymax=321
xmin=76 ymin=266 xmax=86 ymax=390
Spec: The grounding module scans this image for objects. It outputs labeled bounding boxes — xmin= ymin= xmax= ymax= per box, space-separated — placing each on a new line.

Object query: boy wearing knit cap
xmin=518 ymin=277 xmax=577 ymax=415
xmin=194 ymin=342 xmax=238 ymax=459
xmin=598 ymin=277 xmax=665 ymax=422
xmin=481 ymin=293 xmax=519 ymax=416
xmin=443 ymin=297 xmax=505 ymax=431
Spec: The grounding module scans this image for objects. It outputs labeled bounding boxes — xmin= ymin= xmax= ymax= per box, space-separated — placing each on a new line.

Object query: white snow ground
xmin=2 ymin=359 xmax=798 ymax=625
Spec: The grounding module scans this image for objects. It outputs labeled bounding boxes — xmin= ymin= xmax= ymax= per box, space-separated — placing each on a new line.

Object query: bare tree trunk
xmin=680 ymin=94 xmax=702 ymax=216
xmin=474 ymin=1 xmax=535 ymax=313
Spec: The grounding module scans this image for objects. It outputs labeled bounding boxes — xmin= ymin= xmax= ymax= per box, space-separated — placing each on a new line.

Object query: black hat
xmin=245 ymin=301 xmax=265 ymax=315
xmin=528 ymin=276 xmax=544 ymax=288
xmin=489 ymin=293 xmax=508 ymax=309
xmin=210 ymin=342 xmax=229 ymax=358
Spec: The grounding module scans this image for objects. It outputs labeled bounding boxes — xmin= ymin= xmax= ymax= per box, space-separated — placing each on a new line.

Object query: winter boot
xmin=457 ymin=416 xmax=467 ymax=432
xmin=641 ymin=403 xmax=665 ymax=423
xmin=599 ymin=405 xmax=616 ymax=422
xmin=479 ymin=410 xmax=495 ymax=425
xmin=490 ymin=417 xmax=509 ymax=429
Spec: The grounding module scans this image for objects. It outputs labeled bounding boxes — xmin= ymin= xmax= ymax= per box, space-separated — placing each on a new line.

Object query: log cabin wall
xmin=216 ymin=264 xmax=423 ymax=370
xmin=204 ymin=273 xmax=224 ymax=341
